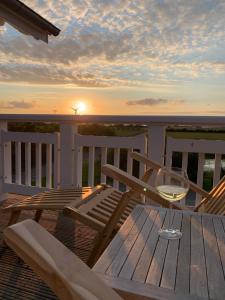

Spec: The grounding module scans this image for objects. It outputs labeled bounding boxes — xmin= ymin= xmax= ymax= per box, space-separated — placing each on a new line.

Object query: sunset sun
xmin=72 ymin=102 xmax=87 ymax=114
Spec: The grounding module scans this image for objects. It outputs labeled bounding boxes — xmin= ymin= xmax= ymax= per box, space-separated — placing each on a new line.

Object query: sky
xmin=0 ymin=0 xmax=225 ymax=115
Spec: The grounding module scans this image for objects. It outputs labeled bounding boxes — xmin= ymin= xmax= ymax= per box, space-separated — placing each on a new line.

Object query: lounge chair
xmin=3 ymin=150 xmax=153 ymax=228
xmin=3 ymin=219 xmax=160 ymax=300
xmin=3 ymin=185 xmax=107 ymax=226
xmin=63 ymin=169 xmax=155 ymax=267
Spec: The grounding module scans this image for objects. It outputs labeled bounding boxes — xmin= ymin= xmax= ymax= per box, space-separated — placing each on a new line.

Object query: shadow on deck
xmin=0 ymin=195 xmax=96 ymax=300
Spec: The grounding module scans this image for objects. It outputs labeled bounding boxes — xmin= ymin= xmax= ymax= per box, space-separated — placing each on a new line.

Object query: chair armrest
xmin=130 ymin=152 xmax=161 ymax=170
xmin=102 ymin=164 xmax=182 ymax=210
xmin=4 ymin=220 xmax=123 ymax=300
xmin=131 ymin=152 xmax=209 ymax=199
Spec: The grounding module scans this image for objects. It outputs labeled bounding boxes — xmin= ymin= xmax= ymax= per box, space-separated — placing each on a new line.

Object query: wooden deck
xmin=0 ymin=195 xmax=96 ymax=300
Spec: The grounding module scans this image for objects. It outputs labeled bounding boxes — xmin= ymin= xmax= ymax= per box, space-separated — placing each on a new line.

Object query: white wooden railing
xmin=73 ymin=134 xmax=147 ymax=189
xmin=0 ymin=114 xmax=225 ymax=207
xmin=166 ymin=137 xmax=225 ymax=205
xmin=1 ymin=131 xmax=59 ymax=195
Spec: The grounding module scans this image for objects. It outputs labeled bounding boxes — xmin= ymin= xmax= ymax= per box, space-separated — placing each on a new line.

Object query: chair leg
xmin=7 ymin=211 xmax=21 ymax=226
xmin=87 ymin=233 xmax=105 ymax=268
xmin=34 ymin=210 xmax=43 ymax=222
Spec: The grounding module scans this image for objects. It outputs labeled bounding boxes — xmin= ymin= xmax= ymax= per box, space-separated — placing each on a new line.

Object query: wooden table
xmin=94 ymin=205 xmax=225 ymax=300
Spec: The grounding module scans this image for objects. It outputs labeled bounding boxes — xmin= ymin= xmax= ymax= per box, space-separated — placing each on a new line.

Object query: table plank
xmin=213 ymin=217 xmax=225 ymax=279
xmin=175 ymin=213 xmax=191 ymax=294
xmin=98 ymin=273 xmax=208 ymax=300
xmin=202 ymin=215 xmax=225 ymax=300
xmin=106 ymin=207 xmax=150 ymax=276
xmin=119 ymin=207 xmax=158 ymax=279
xmin=146 ymin=209 xmax=175 ymax=286
xmin=160 ymin=211 xmax=182 ymax=289
xmin=190 ymin=215 xmax=208 ymax=299
xmin=93 ymin=205 xmax=143 ymax=273
xmin=132 ymin=208 xmax=166 ymax=283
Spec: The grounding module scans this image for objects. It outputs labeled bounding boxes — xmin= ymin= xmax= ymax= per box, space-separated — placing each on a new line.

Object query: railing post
xmin=0 ymin=121 xmax=11 ymax=201
xmin=147 ymin=125 xmax=166 ymax=164
xmin=60 ymin=123 xmax=78 ymax=188
xmin=147 ymin=125 xmax=166 ymax=195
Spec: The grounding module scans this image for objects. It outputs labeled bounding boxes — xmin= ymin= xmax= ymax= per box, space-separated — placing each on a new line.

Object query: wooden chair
xmin=3 ymin=219 xmax=123 ymax=300
xmin=3 ymin=151 xmax=153 ymax=228
xmin=3 ymin=219 xmax=159 ymax=300
xmin=64 ymin=185 xmax=149 ymax=267
xmin=3 ymin=160 xmax=154 ymax=266
xmin=3 ymin=185 xmax=105 ymax=226
xmin=105 ymin=151 xmax=225 ymax=215
xmin=61 ymin=161 xmax=156 ymax=267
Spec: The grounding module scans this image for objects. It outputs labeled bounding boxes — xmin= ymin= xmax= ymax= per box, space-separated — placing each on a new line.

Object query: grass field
xmin=167 ymin=131 xmax=225 ymax=140
xmin=113 ymin=125 xmax=225 ymax=140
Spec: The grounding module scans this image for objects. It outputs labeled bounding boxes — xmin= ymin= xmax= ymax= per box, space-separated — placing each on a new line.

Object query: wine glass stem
xmin=169 ymin=203 xmax=173 ymax=229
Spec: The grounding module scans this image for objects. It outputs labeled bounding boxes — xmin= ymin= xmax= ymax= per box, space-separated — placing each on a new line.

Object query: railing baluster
xmin=165 ymin=150 xmax=172 ymax=168
xmin=182 ymin=152 xmax=188 ymax=171
xmin=88 ymin=146 xmax=95 ymax=186
xmin=113 ymin=148 xmax=120 ymax=189
xmin=35 ymin=143 xmax=42 ymax=187
xmin=126 ymin=149 xmax=133 ymax=191
xmin=15 ymin=142 xmax=21 ymax=185
xmin=181 ymin=152 xmax=188 ymax=205
xmin=46 ymin=144 xmax=52 ymax=188
xmin=25 ymin=142 xmax=31 ymax=186
xmin=0 ymin=122 xmax=8 ymax=199
xmin=127 ymin=149 xmax=132 ymax=175
xmin=196 ymin=152 xmax=205 ymax=205
xmin=74 ymin=146 xmax=83 ymax=187
xmin=3 ymin=141 xmax=12 ymax=184
xmin=101 ymin=147 xmax=107 ymax=184
xmin=54 ymin=133 xmax=60 ymax=189
xmin=213 ymin=153 xmax=221 ymax=186
xmin=139 ymin=136 xmax=147 ymax=179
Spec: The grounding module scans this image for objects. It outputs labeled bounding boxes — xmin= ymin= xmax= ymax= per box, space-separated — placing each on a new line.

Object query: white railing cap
xmin=0 ymin=114 xmax=225 ymax=126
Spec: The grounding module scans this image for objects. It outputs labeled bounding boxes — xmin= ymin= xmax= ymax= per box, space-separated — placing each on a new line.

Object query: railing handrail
xmin=1 ymin=114 xmax=225 ymax=126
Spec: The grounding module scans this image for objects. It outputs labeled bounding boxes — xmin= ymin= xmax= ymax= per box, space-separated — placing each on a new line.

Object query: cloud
xmin=126 ymin=98 xmax=185 ymax=106
xmin=0 ymin=64 xmax=111 ymax=87
xmin=0 ymin=0 xmax=224 ymax=87
xmin=0 ymin=100 xmax=36 ymax=109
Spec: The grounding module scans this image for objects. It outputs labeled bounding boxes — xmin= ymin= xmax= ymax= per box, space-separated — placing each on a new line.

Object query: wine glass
xmin=155 ymin=167 xmax=189 ymax=240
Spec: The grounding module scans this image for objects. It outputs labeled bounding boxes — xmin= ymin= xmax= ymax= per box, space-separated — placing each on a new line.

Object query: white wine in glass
xmin=155 ymin=167 xmax=189 ymax=240
xmin=156 ymin=185 xmax=188 ymax=202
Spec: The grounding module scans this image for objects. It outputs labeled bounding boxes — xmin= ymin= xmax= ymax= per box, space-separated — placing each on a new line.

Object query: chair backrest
xmin=131 ymin=152 xmax=225 ymax=215
xmin=130 ymin=152 xmax=209 ymax=198
xmin=4 ymin=219 xmax=123 ymax=300
xmin=102 ymin=164 xmax=178 ymax=209
xmin=196 ymin=175 xmax=225 ymax=214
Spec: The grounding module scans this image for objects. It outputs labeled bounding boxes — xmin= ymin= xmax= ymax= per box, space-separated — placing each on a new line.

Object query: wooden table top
xmin=94 ymin=205 xmax=225 ymax=300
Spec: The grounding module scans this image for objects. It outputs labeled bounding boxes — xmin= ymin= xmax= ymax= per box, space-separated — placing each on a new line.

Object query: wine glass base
xmin=158 ymin=228 xmax=182 ymax=240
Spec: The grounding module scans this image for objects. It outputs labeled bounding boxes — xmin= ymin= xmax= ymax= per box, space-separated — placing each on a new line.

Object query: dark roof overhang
xmin=0 ymin=0 xmax=60 ymax=43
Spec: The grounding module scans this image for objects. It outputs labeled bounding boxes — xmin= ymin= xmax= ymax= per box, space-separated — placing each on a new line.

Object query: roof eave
xmin=0 ymin=0 xmax=60 ymax=43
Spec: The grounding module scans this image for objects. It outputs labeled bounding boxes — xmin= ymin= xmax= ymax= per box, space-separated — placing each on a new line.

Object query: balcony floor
xmin=0 ymin=195 xmax=96 ymax=300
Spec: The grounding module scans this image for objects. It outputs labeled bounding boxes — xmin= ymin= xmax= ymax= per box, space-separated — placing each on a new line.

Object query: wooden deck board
xmin=0 ymin=195 xmax=96 ymax=300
